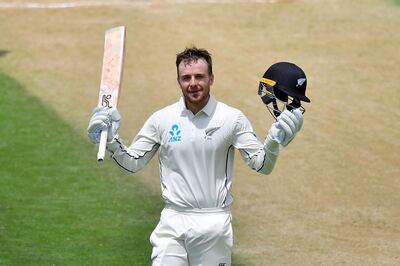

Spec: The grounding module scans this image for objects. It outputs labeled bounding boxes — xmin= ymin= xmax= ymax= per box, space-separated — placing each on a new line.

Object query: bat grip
xmin=97 ymin=129 xmax=108 ymax=162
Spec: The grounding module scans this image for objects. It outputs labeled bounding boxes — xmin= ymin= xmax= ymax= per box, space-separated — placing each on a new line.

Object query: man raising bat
xmin=87 ymin=46 xmax=310 ymax=265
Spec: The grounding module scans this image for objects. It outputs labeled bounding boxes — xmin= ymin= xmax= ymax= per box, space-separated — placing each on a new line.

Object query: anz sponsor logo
xmin=168 ymin=124 xmax=182 ymax=143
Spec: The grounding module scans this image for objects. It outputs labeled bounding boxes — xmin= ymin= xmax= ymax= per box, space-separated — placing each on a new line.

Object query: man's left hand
xmin=277 ymin=109 xmax=303 ymax=146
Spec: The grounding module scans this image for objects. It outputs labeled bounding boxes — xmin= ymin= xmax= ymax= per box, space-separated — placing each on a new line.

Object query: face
xmin=177 ymin=58 xmax=214 ymax=114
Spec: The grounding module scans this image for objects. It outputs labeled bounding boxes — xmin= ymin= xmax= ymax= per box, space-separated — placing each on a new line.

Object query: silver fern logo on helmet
xmin=296 ymin=78 xmax=306 ymax=87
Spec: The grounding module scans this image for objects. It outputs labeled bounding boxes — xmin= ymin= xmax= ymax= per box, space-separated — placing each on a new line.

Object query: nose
xmin=189 ymin=76 xmax=197 ymax=87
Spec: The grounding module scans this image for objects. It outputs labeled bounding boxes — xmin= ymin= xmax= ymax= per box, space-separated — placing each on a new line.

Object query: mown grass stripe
xmin=0 ymin=72 xmax=162 ymax=265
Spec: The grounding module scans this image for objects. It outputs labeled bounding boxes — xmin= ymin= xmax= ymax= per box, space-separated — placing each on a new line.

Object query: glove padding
xmin=87 ymin=107 xmax=121 ymax=143
xmin=267 ymin=109 xmax=303 ymax=147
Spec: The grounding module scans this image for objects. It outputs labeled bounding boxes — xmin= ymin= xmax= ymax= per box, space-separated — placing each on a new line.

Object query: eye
xmin=195 ymin=74 xmax=205 ymax=80
xmin=180 ymin=75 xmax=191 ymax=82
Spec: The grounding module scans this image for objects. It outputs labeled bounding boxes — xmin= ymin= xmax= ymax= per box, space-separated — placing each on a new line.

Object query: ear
xmin=177 ymin=75 xmax=182 ymax=86
xmin=209 ymin=74 xmax=214 ymax=85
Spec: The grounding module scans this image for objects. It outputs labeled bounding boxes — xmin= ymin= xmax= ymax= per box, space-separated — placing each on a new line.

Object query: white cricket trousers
xmin=150 ymin=205 xmax=233 ymax=266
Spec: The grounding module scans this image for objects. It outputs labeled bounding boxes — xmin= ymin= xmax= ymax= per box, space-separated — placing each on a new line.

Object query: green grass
xmin=389 ymin=0 xmax=400 ymax=5
xmin=0 ymin=72 xmax=162 ymax=265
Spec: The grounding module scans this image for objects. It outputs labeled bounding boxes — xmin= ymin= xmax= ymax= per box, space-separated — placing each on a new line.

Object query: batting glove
xmin=267 ymin=121 xmax=285 ymax=144
xmin=267 ymin=109 xmax=303 ymax=147
xmin=87 ymin=107 xmax=121 ymax=143
xmin=276 ymin=109 xmax=303 ymax=146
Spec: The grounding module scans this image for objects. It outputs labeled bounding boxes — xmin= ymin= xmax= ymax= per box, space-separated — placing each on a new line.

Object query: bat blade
xmin=96 ymin=26 xmax=126 ymax=162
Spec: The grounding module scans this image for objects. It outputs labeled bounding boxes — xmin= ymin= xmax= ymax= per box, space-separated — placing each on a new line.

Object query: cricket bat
xmin=96 ymin=26 xmax=126 ymax=161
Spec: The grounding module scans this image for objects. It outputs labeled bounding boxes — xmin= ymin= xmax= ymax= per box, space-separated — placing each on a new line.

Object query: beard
xmin=181 ymin=84 xmax=211 ymax=113
xmin=186 ymin=86 xmax=209 ymax=104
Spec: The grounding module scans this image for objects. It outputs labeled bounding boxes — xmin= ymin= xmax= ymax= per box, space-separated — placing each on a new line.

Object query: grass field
xmin=0 ymin=72 xmax=163 ymax=265
xmin=0 ymin=0 xmax=399 ymax=265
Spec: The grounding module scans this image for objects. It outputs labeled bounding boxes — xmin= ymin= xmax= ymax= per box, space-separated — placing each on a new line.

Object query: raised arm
xmin=233 ymin=108 xmax=303 ymax=175
xmin=107 ymin=113 xmax=160 ymax=173
xmin=232 ymin=112 xmax=279 ymax=175
xmin=88 ymin=107 xmax=160 ymax=173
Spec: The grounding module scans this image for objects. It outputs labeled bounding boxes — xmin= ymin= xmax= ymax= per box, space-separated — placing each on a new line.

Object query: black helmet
xmin=258 ymin=62 xmax=310 ymax=118
xmin=262 ymin=62 xmax=310 ymax=102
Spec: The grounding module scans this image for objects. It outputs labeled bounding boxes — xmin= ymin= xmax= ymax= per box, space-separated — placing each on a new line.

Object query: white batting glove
xmin=276 ymin=109 xmax=303 ymax=146
xmin=267 ymin=109 xmax=303 ymax=146
xmin=267 ymin=121 xmax=285 ymax=144
xmin=87 ymin=107 xmax=121 ymax=143
xmin=291 ymin=108 xmax=303 ymax=131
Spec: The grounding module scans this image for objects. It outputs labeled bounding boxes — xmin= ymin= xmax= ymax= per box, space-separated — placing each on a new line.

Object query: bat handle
xmin=97 ymin=129 xmax=108 ymax=162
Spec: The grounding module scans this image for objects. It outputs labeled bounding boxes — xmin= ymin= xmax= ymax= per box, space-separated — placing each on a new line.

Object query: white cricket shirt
xmin=107 ymin=96 xmax=279 ymax=209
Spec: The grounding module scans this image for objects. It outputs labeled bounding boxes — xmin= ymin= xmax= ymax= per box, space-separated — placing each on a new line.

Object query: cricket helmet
xmin=258 ymin=62 xmax=311 ymax=119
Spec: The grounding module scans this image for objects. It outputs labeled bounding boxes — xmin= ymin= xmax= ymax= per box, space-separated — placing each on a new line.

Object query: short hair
xmin=176 ymin=47 xmax=213 ymax=76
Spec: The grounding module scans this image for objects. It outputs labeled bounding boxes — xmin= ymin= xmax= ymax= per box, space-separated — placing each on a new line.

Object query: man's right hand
xmin=87 ymin=107 xmax=121 ymax=143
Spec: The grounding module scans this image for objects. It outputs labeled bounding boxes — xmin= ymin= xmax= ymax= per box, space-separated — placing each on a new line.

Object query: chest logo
xmin=168 ymin=124 xmax=182 ymax=143
xmin=204 ymin=126 xmax=221 ymax=140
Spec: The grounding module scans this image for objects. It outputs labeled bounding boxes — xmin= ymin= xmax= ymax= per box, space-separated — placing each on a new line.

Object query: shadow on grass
xmin=0 ymin=50 xmax=10 ymax=58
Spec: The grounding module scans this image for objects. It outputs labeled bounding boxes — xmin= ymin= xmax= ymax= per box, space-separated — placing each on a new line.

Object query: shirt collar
xmin=178 ymin=95 xmax=217 ymax=117
xmin=201 ymin=95 xmax=217 ymax=116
